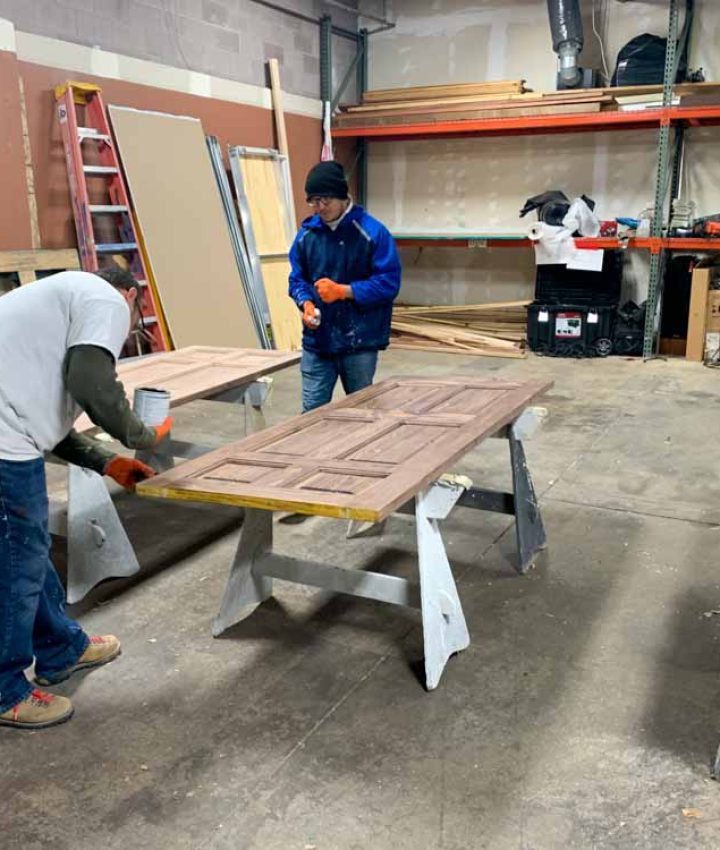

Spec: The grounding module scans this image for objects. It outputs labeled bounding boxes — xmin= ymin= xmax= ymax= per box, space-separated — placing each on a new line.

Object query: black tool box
xmin=527 ymin=303 xmax=616 ymax=357
xmin=534 ymin=251 xmax=623 ymax=306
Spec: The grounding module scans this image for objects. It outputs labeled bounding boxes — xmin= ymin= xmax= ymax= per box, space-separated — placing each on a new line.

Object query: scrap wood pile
xmin=333 ymin=79 xmax=720 ymax=130
xmin=391 ymin=301 xmax=529 ymax=359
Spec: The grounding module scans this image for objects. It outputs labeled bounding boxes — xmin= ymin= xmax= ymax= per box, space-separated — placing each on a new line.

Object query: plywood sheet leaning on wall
xmin=108 ymin=106 xmax=258 ymax=349
xmin=230 ymin=146 xmax=301 ymax=351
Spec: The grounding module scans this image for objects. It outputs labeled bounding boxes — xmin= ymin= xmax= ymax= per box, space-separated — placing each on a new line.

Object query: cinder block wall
xmin=0 ymin=0 xmax=358 ymax=99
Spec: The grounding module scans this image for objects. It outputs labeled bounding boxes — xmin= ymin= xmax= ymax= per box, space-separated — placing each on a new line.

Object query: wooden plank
xmin=236 ymin=152 xmax=301 ymax=351
xmin=347 ymin=91 xmax=607 ymax=115
xmin=17 ymin=77 xmax=41 ymax=250
xmin=108 ymin=106 xmax=258 ymax=349
xmin=362 ymin=80 xmax=526 ymax=103
xmin=686 ymin=263 xmax=714 ymax=361
xmin=268 ymin=58 xmax=296 ymax=224
xmin=391 ymin=301 xmax=527 ymax=357
xmin=138 ymin=376 xmax=551 ymax=520
xmin=396 ymin=300 xmax=530 ymax=313
xmin=390 ymin=338 xmax=525 ymax=359
xmin=336 ymin=102 xmax=602 ymax=129
xmin=75 ymin=346 xmax=300 ymax=434
xmin=0 ymin=249 xmax=80 ymax=273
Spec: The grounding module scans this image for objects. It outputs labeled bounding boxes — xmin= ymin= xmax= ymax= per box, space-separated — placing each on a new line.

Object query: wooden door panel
xmin=204 ymin=461 xmax=298 ymax=488
xmin=348 ymin=422 xmax=452 ymax=464
xmin=139 ymin=376 xmax=552 ymax=521
xmin=433 ymin=387 xmax=513 ymax=415
xmin=298 ymin=471 xmax=384 ymax=496
xmin=258 ymin=418 xmax=377 ymax=459
xmin=74 ymin=346 xmax=299 ymax=434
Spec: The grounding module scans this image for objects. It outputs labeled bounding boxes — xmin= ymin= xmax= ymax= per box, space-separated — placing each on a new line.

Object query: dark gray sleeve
xmin=63 ymin=345 xmax=157 ymax=450
xmin=51 ymin=429 xmax=114 ymax=474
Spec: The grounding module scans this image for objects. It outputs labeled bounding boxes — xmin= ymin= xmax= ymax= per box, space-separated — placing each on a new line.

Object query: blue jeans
xmin=0 ymin=458 xmax=88 ymax=712
xmin=301 ymin=349 xmax=379 ymax=413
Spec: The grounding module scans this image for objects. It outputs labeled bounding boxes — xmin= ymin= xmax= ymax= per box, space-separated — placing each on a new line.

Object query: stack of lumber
xmin=335 ymin=80 xmax=612 ymax=129
xmin=391 ymin=301 xmax=529 ymax=359
xmin=334 ymin=80 xmax=720 ymax=129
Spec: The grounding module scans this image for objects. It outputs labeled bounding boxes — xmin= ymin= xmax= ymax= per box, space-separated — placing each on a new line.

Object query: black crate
xmin=534 ymin=250 xmax=623 ymax=306
xmin=527 ymin=303 xmax=616 ymax=357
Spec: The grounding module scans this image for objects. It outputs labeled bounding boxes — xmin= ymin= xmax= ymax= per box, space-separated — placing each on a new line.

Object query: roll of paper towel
xmin=527 ymin=222 xmax=574 ymax=264
xmin=527 ymin=222 xmax=565 ymax=241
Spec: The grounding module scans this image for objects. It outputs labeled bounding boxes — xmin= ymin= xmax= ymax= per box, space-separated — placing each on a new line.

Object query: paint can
xmin=133 ymin=387 xmax=171 ymax=426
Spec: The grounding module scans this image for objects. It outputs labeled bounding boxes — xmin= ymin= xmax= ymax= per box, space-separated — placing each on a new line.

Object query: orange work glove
xmin=153 ymin=416 xmax=173 ymax=444
xmin=302 ymin=301 xmax=321 ymax=329
xmin=104 ymin=456 xmax=156 ymax=492
xmin=314 ymin=278 xmax=350 ymax=304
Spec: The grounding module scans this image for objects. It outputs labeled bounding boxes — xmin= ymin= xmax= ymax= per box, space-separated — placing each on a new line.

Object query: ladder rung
xmin=89 ymin=204 xmax=128 ymax=214
xmin=78 ymin=127 xmax=111 ymax=143
xmin=83 ymin=165 xmax=118 ymax=175
xmin=96 ymin=242 xmax=138 ymax=253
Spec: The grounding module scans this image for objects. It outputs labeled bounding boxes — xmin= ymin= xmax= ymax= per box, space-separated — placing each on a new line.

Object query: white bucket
xmin=133 ymin=386 xmax=171 ymax=426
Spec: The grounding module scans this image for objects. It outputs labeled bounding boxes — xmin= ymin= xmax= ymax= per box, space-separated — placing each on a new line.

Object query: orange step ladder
xmin=55 ymin=81 xmax=169 ymax=353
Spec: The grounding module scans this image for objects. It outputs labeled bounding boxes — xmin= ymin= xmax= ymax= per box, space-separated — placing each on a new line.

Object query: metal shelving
xmin=332 ymin=104 xmax=720 ymax=141
xmin=329 ymin=0 xmax=719 ymax=359
xmin=392 ymin=234 xmax=720 ymax=253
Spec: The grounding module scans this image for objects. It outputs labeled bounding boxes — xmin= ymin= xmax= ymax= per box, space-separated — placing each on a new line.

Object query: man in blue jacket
xmin=289 ymin=161 xmax=401 ymax=412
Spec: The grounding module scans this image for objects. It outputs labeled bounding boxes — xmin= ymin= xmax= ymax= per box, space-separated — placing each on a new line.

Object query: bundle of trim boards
xmin=334 ymin=79 xmax=720 ymax=130
xmin=108 ymin=106 xmax=301 ymax=353
xmin=391 ymin=301 xmax=528 ymax=359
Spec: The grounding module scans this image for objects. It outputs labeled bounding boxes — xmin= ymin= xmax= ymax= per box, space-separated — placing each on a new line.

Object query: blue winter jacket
xmin=288 ymin=205 xmax=401 ymax=355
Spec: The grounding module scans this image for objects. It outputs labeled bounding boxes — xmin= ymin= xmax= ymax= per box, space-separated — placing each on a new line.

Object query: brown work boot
xmin=0 ymin=689 xmax=74 ymax=729
xmin=35 ymin=635 xmax=122 ymax=686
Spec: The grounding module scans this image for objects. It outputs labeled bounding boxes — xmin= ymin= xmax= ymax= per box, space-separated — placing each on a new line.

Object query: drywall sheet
xmin=108 ymin=106 xmax=257 ymax=349
xmin=236 ymin=152 xmax=301 ymax=350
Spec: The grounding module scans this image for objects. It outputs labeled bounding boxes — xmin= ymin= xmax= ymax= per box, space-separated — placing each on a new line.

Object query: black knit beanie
xmin=305 ymin=161 xmax=349 ymax=200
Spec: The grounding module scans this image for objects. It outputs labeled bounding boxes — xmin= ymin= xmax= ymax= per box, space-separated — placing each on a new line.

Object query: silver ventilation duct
xmin=547 ymin=0 xmax=584 ymax=87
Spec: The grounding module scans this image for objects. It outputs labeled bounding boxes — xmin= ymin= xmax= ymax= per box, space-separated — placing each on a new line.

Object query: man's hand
xmin=302 ymin=301 xmax=321 ymax=329
xmin=314 ymin=278 xmax=351 ymax=304
xmin=104 ymin=456 xmax=156 ymax=492
xmin=153 ymin=416 xmax=173 ymax=444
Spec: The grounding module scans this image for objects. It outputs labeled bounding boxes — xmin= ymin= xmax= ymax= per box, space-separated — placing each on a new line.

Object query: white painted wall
xmin=365 ymin=1 xmax=720 ymax=305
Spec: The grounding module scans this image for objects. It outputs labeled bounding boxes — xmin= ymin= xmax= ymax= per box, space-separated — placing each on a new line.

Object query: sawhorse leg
xmin=59 ymin=380 xmax=272 ymax=603
xmin=348 ymin=425 xmax=546 ymax=574
xmin=508 ymin=426 xmax=546 ymax=574
xmin=212 ymin=479 xmax=470 ymax=690
xmin=63 ymin=466 xmax=140 ymax=604
xmin=415 ymin=483 xmax=471 ymax=690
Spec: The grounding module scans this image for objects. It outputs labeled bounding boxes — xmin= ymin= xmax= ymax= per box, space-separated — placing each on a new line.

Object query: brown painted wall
xmin=0 ymin=51 xmax=32 ymax=250
xmin=17 ymin=60 xmax=324 ymax=250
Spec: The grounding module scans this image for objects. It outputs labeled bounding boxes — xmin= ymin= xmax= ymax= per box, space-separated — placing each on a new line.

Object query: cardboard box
xmin=707 ymin=290 xmax=720 ymax=331
xmin=686 ymin=257 xmax=720 ymax=361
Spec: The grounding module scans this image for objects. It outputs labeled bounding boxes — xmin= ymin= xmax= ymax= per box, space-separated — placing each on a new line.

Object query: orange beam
xmin=334 ymin=105 xmax=720 ymax=141
xmin=394 ymin=235 xmax=720 ymax=253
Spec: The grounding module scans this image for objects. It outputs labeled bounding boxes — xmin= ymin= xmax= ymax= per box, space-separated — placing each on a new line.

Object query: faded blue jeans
xmin=0 ymin=458 xmax=88 ymax=712
xmin=301 ymin=349 xmax=379 ymax=413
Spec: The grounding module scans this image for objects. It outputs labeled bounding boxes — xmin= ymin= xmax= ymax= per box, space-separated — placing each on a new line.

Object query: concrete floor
xmin=3 ymin=350 xmax=720 ymax=849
